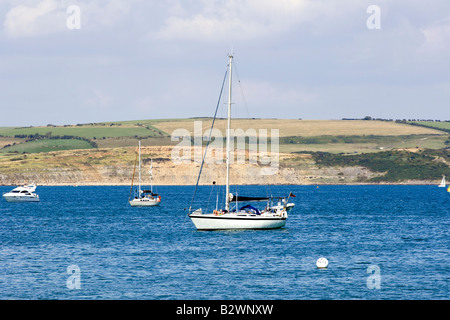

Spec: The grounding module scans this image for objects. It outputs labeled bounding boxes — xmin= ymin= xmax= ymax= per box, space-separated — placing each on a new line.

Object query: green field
xmin=279 ymin=134 xmax=449 ymax=154
xmin=409 ymin=121 xmax=450 ymax=132
xmin=0 ymin=119 xmax=448 ymax=155
xmin=0 ymin=123 xmax=167 ymax=139
xmin=0 ymin=139 xmax=95 ymax=153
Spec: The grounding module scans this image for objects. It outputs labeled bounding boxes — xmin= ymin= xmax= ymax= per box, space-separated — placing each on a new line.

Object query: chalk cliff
xmin=0 ymin=146 xmax=434 ymax=186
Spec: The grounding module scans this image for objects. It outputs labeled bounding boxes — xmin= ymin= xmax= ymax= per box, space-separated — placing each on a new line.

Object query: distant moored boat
xmin=438 ymin=175 xmax=446 ymax=187
xmin=129 ymin=141 xmax=161 ymax=207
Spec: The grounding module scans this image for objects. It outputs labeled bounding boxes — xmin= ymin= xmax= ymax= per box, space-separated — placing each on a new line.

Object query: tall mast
xmin=138 ymin=140 xmax=141 ymax=194
xmin=225 ymin=54 xmax=233 ymax=211
xmin=150 ymin=159 xmax=153 ymax=193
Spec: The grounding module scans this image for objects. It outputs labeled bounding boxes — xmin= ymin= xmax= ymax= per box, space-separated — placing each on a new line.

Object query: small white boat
xmin=3 ymin=183 xmax=40 ymax=202
xmin=129 ymin=141 xmax=161 ymax=207
xmin=129 ymin=193 xmax=160 ymax=207
xmin=438 ymin=175 xmax=446 ymax=187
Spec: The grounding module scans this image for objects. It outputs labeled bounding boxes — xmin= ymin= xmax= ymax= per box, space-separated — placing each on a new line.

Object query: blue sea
xmin=0 ymin=185 xmax=448 ymax=300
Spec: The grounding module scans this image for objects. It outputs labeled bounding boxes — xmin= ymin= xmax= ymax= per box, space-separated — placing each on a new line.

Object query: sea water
xmin=0 ymin=185 xmax=448 ymax=300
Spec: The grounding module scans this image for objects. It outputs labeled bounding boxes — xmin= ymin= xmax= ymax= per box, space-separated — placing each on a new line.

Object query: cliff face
xmin=0 ymin=146 xmax=436 ymax=186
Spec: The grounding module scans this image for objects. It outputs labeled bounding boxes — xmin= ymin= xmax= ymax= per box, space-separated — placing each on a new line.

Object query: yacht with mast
xmin=188 ymin=54 xmax=292 ymax=230
xmin=129 ymin=141 xmax=161 ymax=207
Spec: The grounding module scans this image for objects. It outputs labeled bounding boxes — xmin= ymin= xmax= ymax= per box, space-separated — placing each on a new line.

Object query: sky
xmin=0 ymin=0 xmax=449 ymax=127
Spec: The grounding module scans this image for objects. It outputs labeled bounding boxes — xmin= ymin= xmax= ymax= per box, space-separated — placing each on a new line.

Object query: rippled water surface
xmin=0 ymin=185 xmax=448 ymax=299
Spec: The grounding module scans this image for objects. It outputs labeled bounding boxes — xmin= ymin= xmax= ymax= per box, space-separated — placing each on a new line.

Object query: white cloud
xmin=80 ymin=0 xmax=132 ymax=28
xmin=2 ymin=0 xmax=135 ymax=38
xmin=1 ymin=0 xmax=450 ymax=126
xmin=3 ymin=0 xmax=65 ymax=38
xmin=153 ymin=0 xmax=309 ymax=41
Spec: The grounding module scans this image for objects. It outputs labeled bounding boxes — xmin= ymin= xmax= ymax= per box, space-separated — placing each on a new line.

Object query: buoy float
xmin=316 ymin=257 xmax=328 ymax=269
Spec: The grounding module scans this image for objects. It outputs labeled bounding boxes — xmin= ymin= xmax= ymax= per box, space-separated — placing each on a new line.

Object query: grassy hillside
xmin=152 ymin=119 xmax=445 ymax=137
xmin=0 ymin=122 xmax=167 ymax=139
xmin=408 ymin=121 xmax=450 ymax=133
xmin=278 ymin=134 xmax=448 ymax=154
xmin=1 ymin=139 xmax=95 ymax=154
xmin=0 ymin=119 xmax=448 ymax=184
xmin=310 ymin=149 xmax=450 ymax=182
xmin=0 ymin=118 xmax=448 ymax=155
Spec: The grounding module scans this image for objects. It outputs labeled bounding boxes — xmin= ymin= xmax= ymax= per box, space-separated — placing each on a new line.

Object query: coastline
xmin=0 ymin=146 xmax=447 ymax=187
xmin=0 ymin=181 xmax=440 ymax=186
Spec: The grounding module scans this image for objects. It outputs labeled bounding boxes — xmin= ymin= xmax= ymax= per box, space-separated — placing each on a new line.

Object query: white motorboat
xmin=187 ymin=54 xmax=293 ymax=230
xmin=129 ymin=141 xmax=161 ymax=207
xmin=3 ymin=183 xmax=40 ymax=202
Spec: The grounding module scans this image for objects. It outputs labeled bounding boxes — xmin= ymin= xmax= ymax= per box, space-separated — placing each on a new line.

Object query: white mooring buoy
xmin=316 ymin=257 xmax=328 ymax=269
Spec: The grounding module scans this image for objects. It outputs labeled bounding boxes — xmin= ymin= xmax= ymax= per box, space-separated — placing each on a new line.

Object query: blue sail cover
xmin=239 ymin=205 xmax=261 ymax=215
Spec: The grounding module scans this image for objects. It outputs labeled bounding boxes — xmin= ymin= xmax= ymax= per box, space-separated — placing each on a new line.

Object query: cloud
xmin=2 ymin=0 xmax=135 ymax=38
xmin=1 ymin=0 xmax=449 ymax=126
xmin=3 ymin=0 xmax=65 ymax=38
xmin=153 ymin=0 xmax=309 ymax=41
xmin=80 ymin=0 xmax=132 ymax=28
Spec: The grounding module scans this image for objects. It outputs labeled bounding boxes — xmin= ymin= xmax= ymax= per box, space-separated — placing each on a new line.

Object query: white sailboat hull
xmin=189 ymin=213 xmax=286 ymax=230
xmin=129 ymin=198 xmax=160 ymax=207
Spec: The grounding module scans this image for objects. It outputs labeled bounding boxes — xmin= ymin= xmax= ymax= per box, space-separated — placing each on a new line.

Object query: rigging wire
xmin=187 ymin=67 xmax=229 ymax=215
xmin=128 ymin=150 xmax=138 ymax=202
xmin=205 ymin=181 xmax=216 ymax=215
xmin=232 ymin=60 xmax=253 ymax=122
xmin=232 ymin=59 xmax=274 ymax=199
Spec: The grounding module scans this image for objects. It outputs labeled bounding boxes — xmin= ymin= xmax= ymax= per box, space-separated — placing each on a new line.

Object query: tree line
xmin=0 ymin=133 xmax=98 ymax=149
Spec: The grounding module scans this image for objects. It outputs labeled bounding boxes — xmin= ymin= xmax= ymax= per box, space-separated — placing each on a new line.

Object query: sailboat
xmin=129 ymin=141 xmax=161 ymax=207
xmin=438 ymin=175 xmax=446 ymax=187
xmin=188 ymin=54 xmax=292 ymax=230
